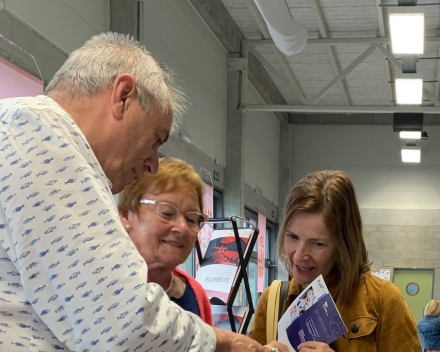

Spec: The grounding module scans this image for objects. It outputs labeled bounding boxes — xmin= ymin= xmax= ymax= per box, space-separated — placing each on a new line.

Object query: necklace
xmin=165 ymin=273 xmax=175 ymax=294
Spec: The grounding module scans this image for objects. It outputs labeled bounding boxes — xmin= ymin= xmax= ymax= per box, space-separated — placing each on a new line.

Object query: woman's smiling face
xmin=123 ymin=190 xmax=200 ymax=271
xmin=284 ymin=212 xmax=337 ymax=286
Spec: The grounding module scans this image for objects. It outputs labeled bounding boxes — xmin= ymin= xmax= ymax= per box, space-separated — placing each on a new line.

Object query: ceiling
xmin=199 ymin=0 xmax=440 ymax=119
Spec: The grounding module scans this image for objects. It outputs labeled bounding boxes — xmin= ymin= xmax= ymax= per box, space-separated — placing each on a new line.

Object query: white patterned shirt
xmin=0 ymin=95 xmax=216 ymax=352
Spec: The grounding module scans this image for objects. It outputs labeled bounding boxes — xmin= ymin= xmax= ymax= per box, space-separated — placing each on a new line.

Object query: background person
xmin=118 ymin=157 xmax=212 ymax=323
xmin=418 ymin=299 xmax=440 ymax=352
xmin=0 ymin=31 xmax=268 ymax=352
xmin=248 ymin=170 xmax=421 ymax=352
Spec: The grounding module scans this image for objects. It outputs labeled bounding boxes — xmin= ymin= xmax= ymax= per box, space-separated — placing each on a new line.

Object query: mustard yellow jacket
xmin=248 ymin=273 xmax=421 ymax=351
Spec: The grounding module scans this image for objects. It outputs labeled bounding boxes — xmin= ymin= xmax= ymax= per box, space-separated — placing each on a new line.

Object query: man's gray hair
xmin=46 ymin=32 xmax=185 ymax=131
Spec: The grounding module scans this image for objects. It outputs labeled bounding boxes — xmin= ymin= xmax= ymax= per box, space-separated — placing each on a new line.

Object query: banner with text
xmin=257 ymin=212 xmax=266 ymax=292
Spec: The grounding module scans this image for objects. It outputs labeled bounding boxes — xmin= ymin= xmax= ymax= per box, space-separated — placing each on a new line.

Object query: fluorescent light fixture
xmin=389 ymin=8 xmax=424 ymax=55
xmin=399 ymin=131 xmax=421 ymax=139
xmin=395 ymin=74 xmax=423 ymax=105
xmin=401 ymin=146 xmax=421 ymax=163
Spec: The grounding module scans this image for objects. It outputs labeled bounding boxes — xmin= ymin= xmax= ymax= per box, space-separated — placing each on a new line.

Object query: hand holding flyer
xmin=277 ymin=275 xmax=347 ymax=352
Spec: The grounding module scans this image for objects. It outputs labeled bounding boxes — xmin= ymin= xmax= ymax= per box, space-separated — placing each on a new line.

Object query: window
xmin=241 ymin=207 xmax=277 ymax=308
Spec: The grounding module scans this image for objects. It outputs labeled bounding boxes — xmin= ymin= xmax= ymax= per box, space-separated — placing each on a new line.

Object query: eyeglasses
xmin=139 ymin=199 xmax=208 ymax=231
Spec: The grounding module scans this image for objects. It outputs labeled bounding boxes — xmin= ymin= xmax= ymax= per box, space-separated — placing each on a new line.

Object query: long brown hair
xmin=276 ymin=170 xmax=371 ymax=304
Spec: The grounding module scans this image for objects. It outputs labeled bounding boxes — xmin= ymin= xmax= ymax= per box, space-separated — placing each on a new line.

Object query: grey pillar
xmin=278 ymin=122 xmax=294 ymax=221
xmin=224 ymin=54 xmax=246 ymax=223
xmin=276 ymin=121 xmax=294 ymax=279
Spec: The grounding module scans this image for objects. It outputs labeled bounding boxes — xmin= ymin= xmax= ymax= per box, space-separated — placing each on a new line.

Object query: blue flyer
xmin=286 ymin=292 xmax=347 ymax=348
xmin=277 ymin=275 xmax=347 ymax=352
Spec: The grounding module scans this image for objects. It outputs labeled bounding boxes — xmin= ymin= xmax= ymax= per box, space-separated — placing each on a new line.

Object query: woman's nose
xmin=294 ymin=242 xmax=309 ymax=260
xmin=172 ymin=214 xmax=191 ymax=234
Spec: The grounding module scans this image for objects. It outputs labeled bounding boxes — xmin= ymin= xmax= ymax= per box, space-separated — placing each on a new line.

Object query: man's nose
xmin=144 ymin=148 xmax=159 ymax=175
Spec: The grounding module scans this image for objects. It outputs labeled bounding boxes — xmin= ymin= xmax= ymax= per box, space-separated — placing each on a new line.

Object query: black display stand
xmin=195 ymin=216 xmax=259 ymax=334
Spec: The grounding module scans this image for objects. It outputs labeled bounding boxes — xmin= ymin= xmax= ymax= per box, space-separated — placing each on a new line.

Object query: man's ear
xmin=111 ymin=74 xmax=136 ymax=120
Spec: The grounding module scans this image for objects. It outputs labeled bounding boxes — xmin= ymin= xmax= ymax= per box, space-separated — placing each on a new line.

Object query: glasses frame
xmin=139 ymin=199 xmax=208 ymax=231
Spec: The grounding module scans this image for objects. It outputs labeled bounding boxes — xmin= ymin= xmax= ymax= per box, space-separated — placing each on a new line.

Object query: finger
xmin=297 ymin=341 xmax=331 ymax=350
xmin=297 ymin=344 xmax=334 ymax=352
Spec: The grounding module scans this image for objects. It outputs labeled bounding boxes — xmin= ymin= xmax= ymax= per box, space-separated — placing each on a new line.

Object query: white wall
xmin=245 ymin=82 xmax=281 ymax=207
xmin=143 ymin=0 xmax=228 ymax=167
xmin=142 ymin=0 xmax=281 ymax=216
xmin=5 ymin=0 xmax=109 ymax=53
xmin=292 ymin=124 xmax=440 ymax=225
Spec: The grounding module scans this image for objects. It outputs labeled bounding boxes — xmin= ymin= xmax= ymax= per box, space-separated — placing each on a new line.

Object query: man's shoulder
xmin=1 ymin=95 xmax=49 ymax=109
xmin=0 ymin=96 xmax=62 ymax=125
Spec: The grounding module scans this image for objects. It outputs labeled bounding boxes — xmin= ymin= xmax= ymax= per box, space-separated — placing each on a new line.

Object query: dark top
xmin=418 ymin=316 xmax=440 ymax=350
xmin=171 ymin=283 xmax=200 ymax=317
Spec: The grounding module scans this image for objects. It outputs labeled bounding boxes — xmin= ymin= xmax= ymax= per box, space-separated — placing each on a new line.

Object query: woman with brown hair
xmin=248 ymin=170 xmax=420 ymax=352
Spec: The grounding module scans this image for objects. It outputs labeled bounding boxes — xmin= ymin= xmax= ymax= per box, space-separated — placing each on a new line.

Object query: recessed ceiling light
xmin=395 ymin=74 xmax=423 ymax=105
xmin=399 ymin=131 xmax=422 ymax=139
xmin=401 ymin=147 xmax=421 ymax=163
xmin=389 ymin=8 xmax=424 ymax=55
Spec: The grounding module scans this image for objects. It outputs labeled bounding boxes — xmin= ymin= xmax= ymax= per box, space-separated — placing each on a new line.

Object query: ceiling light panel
xmin=389 ymin=9 xmax=424 ymax=55
xmin=401 ymin=147 xmax=421 ymax=163
xmin=395 ymin=74 xmax=423 ymax=105
xmin=399 ymin=131 xmax=421 ymax=139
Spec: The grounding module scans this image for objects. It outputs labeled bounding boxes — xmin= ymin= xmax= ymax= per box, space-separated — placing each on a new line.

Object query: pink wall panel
xmin=0 ymin=58 xmax=43 ymax=99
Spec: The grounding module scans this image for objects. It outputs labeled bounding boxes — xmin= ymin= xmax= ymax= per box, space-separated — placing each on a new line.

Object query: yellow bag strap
xmin=266 ymin=280 xmax=282 ymax=343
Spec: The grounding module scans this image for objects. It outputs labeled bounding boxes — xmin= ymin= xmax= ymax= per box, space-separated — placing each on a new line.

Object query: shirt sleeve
xmin=0 ymin=100 xmax=216 ymax=352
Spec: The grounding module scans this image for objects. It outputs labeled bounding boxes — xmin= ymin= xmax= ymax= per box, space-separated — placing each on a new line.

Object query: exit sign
xmin=213 ymin=170 xmax=220 ymax=182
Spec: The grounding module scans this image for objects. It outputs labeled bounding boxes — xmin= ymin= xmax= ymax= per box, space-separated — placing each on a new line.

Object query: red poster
xmin=257 ymin=212 xmax=266 ymax=292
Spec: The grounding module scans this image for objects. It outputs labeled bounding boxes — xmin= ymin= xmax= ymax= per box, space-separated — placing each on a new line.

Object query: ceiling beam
xmin=375 ymin=0 xmax=394 ymax=106
xmin=244 ymin=0 xmax=307 ymax=104
xmin=308 ymin=45 xmax=377 ymax=105
xmin=244 ymin=36 xmax=440 ymax=47
xmin=0 ymin=9 xmax=67 ymax=85
xmin=245 ymin=104 xmax=440 ymax=114
xmin=309 ymin=0 xmax=351 ymax=105
xmin=289 ymin=113 xmax=440 ymax=125
xmin=434 ymin=33 xmax=440 ymax=101
xmin=376 ymin=45 xmax=440 ymax=107
xmin=248 ymin=46 xmax=290 ymax=84
xmin=189 ymin=0 xmax=288 ymax=123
